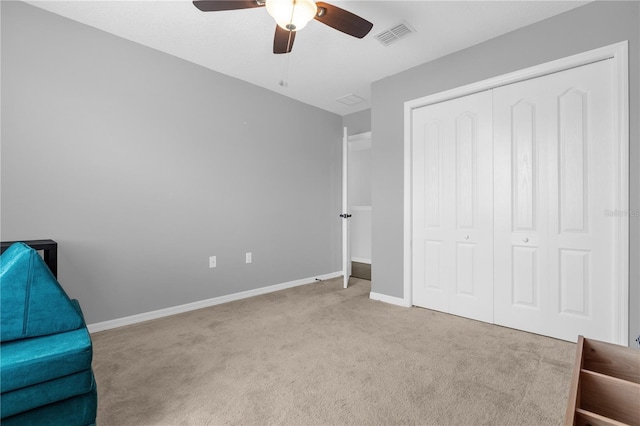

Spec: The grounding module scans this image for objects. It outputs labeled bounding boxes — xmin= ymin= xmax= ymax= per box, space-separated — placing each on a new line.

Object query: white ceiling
xmin=25 ymin=0 xmax=588 ymax=116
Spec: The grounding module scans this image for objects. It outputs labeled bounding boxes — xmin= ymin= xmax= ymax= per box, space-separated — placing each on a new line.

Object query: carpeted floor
xmin=91 ymin=277 xmax=576 ymax=425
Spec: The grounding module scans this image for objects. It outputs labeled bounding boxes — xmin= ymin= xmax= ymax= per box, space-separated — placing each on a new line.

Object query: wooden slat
xmin=575 ymin=409 xmax=630 ymax=426
xmin=565 ymin=336 xmax=585 ymax=426
xmin=583 ymin=338 xmax=640 ymax=384
xmin=579 ymin=369 xmax=640 ymax=426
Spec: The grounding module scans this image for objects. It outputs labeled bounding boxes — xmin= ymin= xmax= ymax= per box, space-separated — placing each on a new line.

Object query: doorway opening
xmin=343 ymin=130 xmax=372 ymax=286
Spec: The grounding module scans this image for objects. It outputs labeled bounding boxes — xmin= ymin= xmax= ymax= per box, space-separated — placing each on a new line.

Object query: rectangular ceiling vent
xmin=336 ymin=93 xmax=366 ymax=106
xmin=375 ymin=21 xmax=416 ymax=47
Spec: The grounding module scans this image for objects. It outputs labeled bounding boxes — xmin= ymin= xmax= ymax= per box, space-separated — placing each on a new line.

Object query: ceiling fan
xmin=193 ymin=0 xmax=374 ymax=54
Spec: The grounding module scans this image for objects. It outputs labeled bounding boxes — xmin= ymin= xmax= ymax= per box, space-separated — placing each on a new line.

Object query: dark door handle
xmin=340 ymin=214 xmax=352 ymax=218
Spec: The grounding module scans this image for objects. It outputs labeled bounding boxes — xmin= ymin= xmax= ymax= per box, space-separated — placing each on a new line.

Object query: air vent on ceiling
xmin=336 ymin=93 xmax=366 ymax=106
xmin=375 ymin=21 xmax=416 ymax=47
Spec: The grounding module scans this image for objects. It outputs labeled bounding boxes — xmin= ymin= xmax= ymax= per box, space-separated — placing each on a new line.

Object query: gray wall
xmin=349 ymin=148 xmax=372 ymax=207
xmin=1 ymin=1 xmax=343 ymax=324
xmin=371 ymin=1 xmax=640 ymax=345
xmin=343 ymin=109 xmax=371 ymax=136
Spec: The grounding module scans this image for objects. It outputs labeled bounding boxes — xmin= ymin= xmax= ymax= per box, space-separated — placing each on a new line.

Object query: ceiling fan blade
xmin=273 ymin=25 xmax=296 ymax=54
xmin=193 ymin=0 xmax=265 ymax=12
xmin=314 ymin=2 xmax=373 ymax=39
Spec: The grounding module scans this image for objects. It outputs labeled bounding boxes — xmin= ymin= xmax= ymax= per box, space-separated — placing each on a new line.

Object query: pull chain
xmin=279 ymin=31 xmax=293 ymax=87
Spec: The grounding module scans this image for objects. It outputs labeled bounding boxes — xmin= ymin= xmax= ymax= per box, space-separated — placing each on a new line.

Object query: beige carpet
xmin=91 ymin=277 xmax=575 ymax=425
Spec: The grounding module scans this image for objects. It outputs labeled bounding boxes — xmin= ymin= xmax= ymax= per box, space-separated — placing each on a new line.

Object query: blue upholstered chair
xmin=0 ymin=242 xmax=97 ymax=425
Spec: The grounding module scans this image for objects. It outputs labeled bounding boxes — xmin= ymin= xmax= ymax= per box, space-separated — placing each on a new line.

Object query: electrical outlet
xmin=246 ymin=252 xmax=252 ymax=264
xmin=209 ymin=256 xmax=217 ymax=268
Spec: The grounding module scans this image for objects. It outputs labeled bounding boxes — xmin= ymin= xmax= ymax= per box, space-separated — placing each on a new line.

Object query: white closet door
xmin=412 ymin=90 xmax=493 ymax=323
xmin=493 ymin=59 xmax=617 ymax=343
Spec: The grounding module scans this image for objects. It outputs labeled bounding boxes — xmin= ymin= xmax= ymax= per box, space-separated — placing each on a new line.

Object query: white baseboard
xmin=87 ymin=271 xmax=342 ymax=333
xmin=369 ymin=291 xmax=411 ymax=307
xmin=351 ymin=257 xmax=371 ymax=264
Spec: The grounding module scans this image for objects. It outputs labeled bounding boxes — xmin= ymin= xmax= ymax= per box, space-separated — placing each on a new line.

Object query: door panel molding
xmin=511 ymin=99 xmax=537 ymax=232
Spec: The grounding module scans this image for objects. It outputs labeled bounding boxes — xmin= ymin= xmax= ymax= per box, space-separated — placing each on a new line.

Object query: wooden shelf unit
xmin=565 ymin=336 xmax=640 ymax=426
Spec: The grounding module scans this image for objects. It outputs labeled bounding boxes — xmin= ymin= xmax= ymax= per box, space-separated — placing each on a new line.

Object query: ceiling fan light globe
xmin=266 ymin=0 xmax=317 ymax=32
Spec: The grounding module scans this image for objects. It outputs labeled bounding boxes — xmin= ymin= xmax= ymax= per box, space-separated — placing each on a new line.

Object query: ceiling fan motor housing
xmin=266 ymin=0 xmax=318 ymax=31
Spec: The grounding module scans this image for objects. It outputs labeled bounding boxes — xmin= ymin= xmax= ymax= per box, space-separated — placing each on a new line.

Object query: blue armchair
xmin=0 ymin=242 xmax=97 ymax=425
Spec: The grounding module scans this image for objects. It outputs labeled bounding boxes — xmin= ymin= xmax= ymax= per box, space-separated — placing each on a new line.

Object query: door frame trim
xmin=403 ymin=41 xmax=629 ymax=344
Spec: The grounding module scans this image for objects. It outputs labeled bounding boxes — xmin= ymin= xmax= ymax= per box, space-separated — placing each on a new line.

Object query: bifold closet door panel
xmin=493 ymin=59 xmax=617 ymax=343
xmin=493 ymin=74 xmax=550 ymax=337
xmin=411 ymin=90 xmax=493 ymax=323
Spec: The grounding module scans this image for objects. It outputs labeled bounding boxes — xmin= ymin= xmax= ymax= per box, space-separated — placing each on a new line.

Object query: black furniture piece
xmin=0 ymin=240 xmax=58 ymax=278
